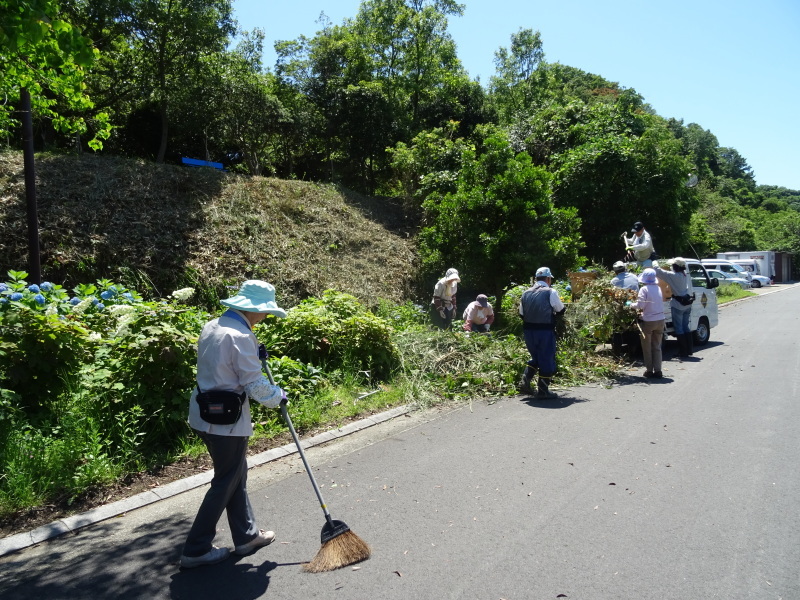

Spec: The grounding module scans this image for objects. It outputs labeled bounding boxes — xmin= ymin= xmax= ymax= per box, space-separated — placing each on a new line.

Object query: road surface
xmin=1 ymin=285 xmax=798 ymax=599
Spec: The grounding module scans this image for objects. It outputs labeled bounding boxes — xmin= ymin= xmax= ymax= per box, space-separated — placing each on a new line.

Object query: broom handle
xmin=261 ymin=358 xmax=335 ymax=526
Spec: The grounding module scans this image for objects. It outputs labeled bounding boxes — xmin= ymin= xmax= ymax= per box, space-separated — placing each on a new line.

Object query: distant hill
xmin=0 ymin=152 xmax=419 ymax=308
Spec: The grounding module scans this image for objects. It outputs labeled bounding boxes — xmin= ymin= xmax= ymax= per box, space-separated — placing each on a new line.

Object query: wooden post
xmin=20 ymin=87 xmax=41 ymax=284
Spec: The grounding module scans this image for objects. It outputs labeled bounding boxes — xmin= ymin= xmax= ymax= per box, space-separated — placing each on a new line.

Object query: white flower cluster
xmin=72 ymin=297 xmax=95 ymax=314
xmin=171 ymin=287 xmax=195 ymax=302
xmin=114 ymin=313 xmax=138 ymax=338
xmin=109 ymin=304 xmax=137 ymax=316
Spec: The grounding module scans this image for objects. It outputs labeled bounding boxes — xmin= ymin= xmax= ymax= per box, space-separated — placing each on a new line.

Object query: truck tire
xmin=693 ymin=316 xmax=710 ymax=346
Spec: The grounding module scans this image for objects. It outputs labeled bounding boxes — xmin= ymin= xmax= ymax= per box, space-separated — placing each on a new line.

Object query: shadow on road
xmin=518 ymin=394 xmax=588 ymax=409
xmin=0 ymin=514 xmax=278 ymax=600
xmin=170 ymin=558 xmax=276 ymax=600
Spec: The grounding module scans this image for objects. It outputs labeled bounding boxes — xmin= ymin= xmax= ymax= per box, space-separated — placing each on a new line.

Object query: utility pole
xmin=20 ymin=87 xmax=41 ymax=284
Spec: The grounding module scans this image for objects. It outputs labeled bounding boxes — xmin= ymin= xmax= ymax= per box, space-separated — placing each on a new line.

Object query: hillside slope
xmin=0 ymin=152 xmax=419 ymax=307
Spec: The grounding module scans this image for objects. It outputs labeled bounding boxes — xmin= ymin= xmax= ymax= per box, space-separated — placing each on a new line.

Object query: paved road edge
xmin=0 ymin=404 xmax=412 ymax=558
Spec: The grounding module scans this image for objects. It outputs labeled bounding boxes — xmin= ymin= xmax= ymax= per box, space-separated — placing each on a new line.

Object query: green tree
xmin=415 ymin=125 xmax=583 ymax=312
xmin=118 ymin=0 xmax=235 ymax=162
xmin=0 ymin=0 xmax=110 ymax=147
xmin=489 ymin=28 xmax=546 ymax=123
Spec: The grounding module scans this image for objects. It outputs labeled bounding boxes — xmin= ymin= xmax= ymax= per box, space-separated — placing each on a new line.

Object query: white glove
xmin=652 ymin=260 xmax=659 ymax=268
xmin=244 ymin=377 xmax=282 ymax=408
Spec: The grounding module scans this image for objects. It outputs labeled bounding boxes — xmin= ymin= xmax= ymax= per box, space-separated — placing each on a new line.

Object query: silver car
xmin=706 ymin=269 xmax=751 ymax=289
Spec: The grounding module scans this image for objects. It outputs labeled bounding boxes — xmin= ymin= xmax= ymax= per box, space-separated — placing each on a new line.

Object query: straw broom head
xmin=303 ymin=530 xmax=371 ymax=573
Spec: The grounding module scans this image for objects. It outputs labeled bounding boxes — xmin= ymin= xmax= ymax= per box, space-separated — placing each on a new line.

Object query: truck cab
xmin=662 ymin=259 xmax=719 ymax=345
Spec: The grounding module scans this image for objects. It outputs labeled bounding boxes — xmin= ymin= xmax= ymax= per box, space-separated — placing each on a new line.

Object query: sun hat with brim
xmin=220 ymin=280 xmax=287 ymax=317
xmin=444 ymin=268 xmax=460 ymax=282
xmin=638 ymin=269 xmax=657 ymax=284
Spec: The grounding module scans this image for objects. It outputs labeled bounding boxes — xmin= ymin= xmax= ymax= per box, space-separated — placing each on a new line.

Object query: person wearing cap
xmin=180 ymin=280 xmax=287 ymax=569
xmin=518 ymin=266 xmax=566 ymax=398
xmin=431 ymin=268 xmax=460 ymax=329
xmin=462 ymin=294 xmax=495 ymax=333
xmin=611 ymin=261 xmax=639 ymax=291
xmin=628 ymin=268 xmax=665 ymax=378
xmin=623 ymin=222 xmax=656 ymax=267
xmin=652 ymin=257 xmax=695 ymax=358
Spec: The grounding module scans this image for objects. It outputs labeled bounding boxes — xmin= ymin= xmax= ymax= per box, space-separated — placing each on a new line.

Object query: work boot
xmin=535 ymin=377 xmax=557 ymax=399
xmin=519 ymin=366 xmax=535 ymax=395
xmin=685 ymin=332 xmax=695 ymax=356
xmin=677 ymin=334 xmax=689 ymax=358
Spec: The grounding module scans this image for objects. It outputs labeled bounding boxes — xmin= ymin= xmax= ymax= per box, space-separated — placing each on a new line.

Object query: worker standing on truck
xmin=623 ymin=222 xmax=656 ymax=267
xmin=653 ymin=258 xmax=695 ymax=358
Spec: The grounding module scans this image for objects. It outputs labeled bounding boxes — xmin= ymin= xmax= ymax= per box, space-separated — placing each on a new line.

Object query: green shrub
xmin=263 ymin=290 xmax=401 ymax=380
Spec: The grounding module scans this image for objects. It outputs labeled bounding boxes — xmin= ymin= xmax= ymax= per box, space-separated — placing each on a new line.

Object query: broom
xmin=260 ymin=353 xmax=371 ymax=572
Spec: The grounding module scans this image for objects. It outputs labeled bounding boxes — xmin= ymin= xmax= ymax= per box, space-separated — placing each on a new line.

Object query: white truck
xmin=716 ymin=251 xmax=775 ymax=280
xmin=660 ymin=259 xmax=720 ymax=345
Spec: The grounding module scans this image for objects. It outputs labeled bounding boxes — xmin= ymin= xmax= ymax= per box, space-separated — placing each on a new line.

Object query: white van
xmin=701 ymin=259 xmax=751 ymax=282
xmin=662 ymin=259 xmax=720 ymax=345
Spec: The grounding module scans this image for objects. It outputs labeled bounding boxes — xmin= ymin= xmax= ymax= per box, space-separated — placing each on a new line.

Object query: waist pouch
xmin=195 ymin=387 xmax=245 ymax=425
xmin=675 ymin=294 xmax=695 ymax=306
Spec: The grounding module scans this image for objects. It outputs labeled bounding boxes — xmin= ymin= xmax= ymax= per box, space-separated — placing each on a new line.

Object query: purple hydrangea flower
xmin=41 ymin=282 xmax=55 ymax=292
xmin=34 ymin=294 xmax=46 ymax=305
xmin=28 ymin=284 xmax=40 ymax=293
xmin=10 ymin=292 xmax=23 ymax=301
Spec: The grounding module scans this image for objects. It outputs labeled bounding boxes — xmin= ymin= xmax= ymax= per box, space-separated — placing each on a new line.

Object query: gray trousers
xmin=638 ymin=319 xmax=665 ymax=374
xmin=182 ymin=431 xmax=259 ymax=557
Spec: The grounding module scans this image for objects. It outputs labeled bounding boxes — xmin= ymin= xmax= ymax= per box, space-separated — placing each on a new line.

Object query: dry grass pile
xmin=0 ymin=151 xmax=418 ymax=308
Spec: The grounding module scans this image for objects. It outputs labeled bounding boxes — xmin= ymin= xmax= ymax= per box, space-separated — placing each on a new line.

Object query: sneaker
xmin=180 ymin=546 xmax=230 ymax=568
xmin=234 ymin=530 xmax=275 ymax=556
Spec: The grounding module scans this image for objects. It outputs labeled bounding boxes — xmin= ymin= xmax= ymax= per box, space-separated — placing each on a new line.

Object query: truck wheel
xmin=693 ymin=316 xmax=710 ymax=346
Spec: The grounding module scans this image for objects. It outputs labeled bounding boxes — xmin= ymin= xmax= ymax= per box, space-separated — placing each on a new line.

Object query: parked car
xmin=705 ymin=269 xmax=751 ymax=289
xmin=701 ymin=259 xmax=752 ymax=282
xmin=748 ymin=273 xmax=771 ymax=288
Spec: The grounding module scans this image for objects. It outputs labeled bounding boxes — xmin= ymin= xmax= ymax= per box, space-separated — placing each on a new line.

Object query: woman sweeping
xmin=180 ymin=280 xmax=287 ymax=568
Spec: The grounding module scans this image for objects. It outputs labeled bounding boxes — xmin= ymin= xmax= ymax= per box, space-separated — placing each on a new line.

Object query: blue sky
xmin=233 ymin=0 xmax=800 ymax=190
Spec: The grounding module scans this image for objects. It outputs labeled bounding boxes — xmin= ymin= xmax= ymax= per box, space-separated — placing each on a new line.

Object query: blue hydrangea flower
xmin=34 ymin=294 xmax=46 ymax=305
xmin=10 ymin=292 xmax=23 ymax=301
xmin=122 ymin=292 xmax=134 ymax=301
xmin=41 ymin=282 xmax=55 ymax=292
xmin=0 ymin=297 xmax=8 ymax=304
xmin=28 ymin=284 xmax=40 ymax=293
xmin=92 ymin=298 xmax=100 ymax=305
xmin=70 ymin=297 xmax=81 ymax=305
xmin=96 ymin=303 xmax=105 ymax=310
xmin=100 ymin=290 xmax=115 ymax=300
xmin=0 ymin=283 xmax=8 ymax=292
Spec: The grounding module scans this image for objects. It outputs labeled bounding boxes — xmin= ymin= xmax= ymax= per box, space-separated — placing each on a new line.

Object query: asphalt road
xmin=1 ymin=285 xmax=798 ymax=600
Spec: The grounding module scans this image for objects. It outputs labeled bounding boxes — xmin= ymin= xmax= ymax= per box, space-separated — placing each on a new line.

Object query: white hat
xmin=612 ymin=261 xmax=626 ymax=272
xmin=536 ymin=266 xmax=553 ymax=278
xmin=668 ymin=257 xmax=686 ymax=268
xmin=220 ymin=280 xmax=287 ymax=317
xmin=444 ymin=268 xmax=460 ymax=282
